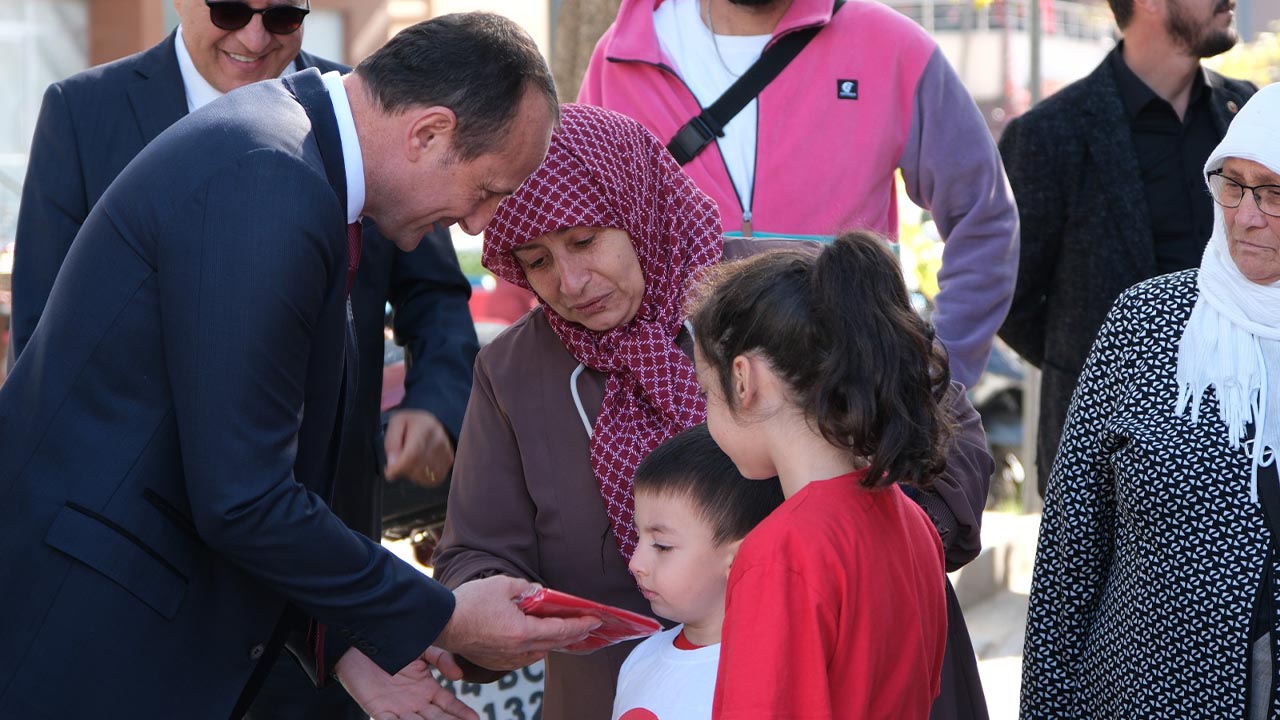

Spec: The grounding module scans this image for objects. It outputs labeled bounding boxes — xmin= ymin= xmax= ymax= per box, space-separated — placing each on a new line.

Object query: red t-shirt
xmin=712 ymin=470 xmax=947 ymax=719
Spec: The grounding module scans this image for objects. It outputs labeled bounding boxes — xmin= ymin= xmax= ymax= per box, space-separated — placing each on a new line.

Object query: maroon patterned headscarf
xmin=484 ymin=104 xmax=723 ymax=561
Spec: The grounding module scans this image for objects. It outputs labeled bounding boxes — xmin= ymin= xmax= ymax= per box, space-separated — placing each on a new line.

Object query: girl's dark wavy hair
xmin=688 ymin=231 xmax=953 ymax=490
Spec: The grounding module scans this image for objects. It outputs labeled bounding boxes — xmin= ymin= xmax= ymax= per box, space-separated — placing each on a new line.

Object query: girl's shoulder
xmin=738 ymin=476 xmax=934 ymax=567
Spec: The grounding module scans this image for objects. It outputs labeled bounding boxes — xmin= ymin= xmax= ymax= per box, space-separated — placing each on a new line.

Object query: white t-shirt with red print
xmin=611 ymin=624 xmax=720 ymax=720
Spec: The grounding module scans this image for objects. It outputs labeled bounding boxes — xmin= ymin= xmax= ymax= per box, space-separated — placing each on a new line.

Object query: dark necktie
xmin=309 ymin=222 xmax=361 ymax=685
xmin=346 ymin=221 xmax=362 ymax=295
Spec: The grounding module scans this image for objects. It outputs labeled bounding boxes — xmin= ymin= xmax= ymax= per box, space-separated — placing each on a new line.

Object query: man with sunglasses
xmin=0 ymin=11 xmax=567 ymax=720
xmin=10 ymin=2 xmax=479 ymax=716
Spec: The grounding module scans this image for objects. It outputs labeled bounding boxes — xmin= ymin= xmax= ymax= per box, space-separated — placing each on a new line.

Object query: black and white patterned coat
xmin=1021 ymin=270 xmax=1275 ymax=718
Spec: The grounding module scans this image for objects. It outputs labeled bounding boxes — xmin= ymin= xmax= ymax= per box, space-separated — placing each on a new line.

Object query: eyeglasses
xmin=205 ymin=0 xmax=309 ymax=35
xmin=1206 ymin=170 xmax=1280 ymax=219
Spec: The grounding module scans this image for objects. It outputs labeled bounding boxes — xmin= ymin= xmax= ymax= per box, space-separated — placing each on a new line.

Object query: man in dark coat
xmin=0 ymin=14 xmax=594 ymax=719
xmin=997 ymin=0 xmax=1255 ymax=495
xmin=9 ymin=1 xmax=478 ymax=716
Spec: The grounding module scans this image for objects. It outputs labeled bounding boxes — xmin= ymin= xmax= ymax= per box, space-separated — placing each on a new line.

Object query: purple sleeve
xmin=916 ymin=381 xmax=994 ymax=571
xmin=899 ymin=47 xmax=1019 ymax=389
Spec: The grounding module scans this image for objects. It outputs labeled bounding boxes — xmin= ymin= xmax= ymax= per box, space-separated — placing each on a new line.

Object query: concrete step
xmin=953 ymin=512 xmax=1041 ymax=720
xmin=950 ymin=512 xmax=1039 ymax=610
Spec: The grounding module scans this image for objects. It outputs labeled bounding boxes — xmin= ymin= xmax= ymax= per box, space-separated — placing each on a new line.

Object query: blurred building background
xmin=5 ymin=0 xmax=1278 ymax=229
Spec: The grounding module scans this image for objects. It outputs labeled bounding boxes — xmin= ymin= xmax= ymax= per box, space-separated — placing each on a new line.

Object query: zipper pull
xmin=742 ymin=210 xmax=753 ymax=238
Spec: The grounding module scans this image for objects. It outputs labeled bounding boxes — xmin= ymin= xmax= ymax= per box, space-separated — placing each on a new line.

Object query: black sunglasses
xmin=205 ymin=0 xmax=310 ymax=35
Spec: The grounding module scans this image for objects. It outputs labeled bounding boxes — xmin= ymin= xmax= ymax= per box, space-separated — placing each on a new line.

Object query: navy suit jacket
xmin=10 ymin=32 xmax=479 ymax=538
xmin=0 ymin=69 xmax=454 ymax=718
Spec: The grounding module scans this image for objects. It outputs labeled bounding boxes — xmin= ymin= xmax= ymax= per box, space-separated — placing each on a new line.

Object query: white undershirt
xmin=174 ymin=24 xmax=299 ymax=113
xmin=654 ymin=0 xmax=770 ymax=216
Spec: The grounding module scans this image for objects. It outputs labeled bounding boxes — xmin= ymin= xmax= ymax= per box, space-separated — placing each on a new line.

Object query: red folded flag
xmin=516 ymin=587 xmax=661 ymax=654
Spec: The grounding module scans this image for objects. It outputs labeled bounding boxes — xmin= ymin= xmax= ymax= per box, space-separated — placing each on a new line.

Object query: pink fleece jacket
xmin=579 ymin=0 xmax=1019 ymax=388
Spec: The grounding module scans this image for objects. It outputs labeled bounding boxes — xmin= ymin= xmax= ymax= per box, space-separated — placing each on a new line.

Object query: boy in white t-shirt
xmin=613 ymin=424 xmax=784 ymax=720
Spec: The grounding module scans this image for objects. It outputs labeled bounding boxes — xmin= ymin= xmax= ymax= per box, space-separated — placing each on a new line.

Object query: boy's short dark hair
xmin=634 ymin=424 xmax=784 ymax=546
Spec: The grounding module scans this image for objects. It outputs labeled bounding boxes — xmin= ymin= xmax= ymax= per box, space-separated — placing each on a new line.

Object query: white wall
xmin=0 ymin=0 xmax=89 ymax=242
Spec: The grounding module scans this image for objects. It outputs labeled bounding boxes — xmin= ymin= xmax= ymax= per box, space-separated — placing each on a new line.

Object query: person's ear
xmin=406 ymin=106 xmax=458 ymax=162
xmin=732 ymin=352 xmax=780 ymax=413
xmin=721 ymin=538 xmax=743 ymax=579
xmin=731 ymin=354 xmax=754 ymax=407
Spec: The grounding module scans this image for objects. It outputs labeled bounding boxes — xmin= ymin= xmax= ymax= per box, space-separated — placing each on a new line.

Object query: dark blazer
xmin=996 ymin=58 xmax=1255 ymax=493
xmin=0 ymin=69 xmax=455 ymax=718
xmin=10 ymin=32 xmax=479 ymax=538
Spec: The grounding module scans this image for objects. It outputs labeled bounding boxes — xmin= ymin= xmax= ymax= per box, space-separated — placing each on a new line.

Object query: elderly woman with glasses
xmin=432 ymin=104 xmax=996 ymax=720
xmin=1021 ymin=83 xmax=1280 ymax=719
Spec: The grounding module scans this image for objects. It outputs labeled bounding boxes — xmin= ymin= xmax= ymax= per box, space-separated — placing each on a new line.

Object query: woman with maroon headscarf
xmin=432 ymin=104 xmax=994 ymax=720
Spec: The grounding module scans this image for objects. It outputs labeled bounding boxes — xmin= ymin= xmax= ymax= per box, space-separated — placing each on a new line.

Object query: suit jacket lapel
xmin=1081 ymin=60 xmax=1158 ymax=278
xmin=126 ymin=31 xmax=189 ymax=146
xmin=282 ymin=68 xmax=349 ymax=212
xmin=294 ymin=49 xmax=324 ymax=72
xmin=282 ymin=68 xmax=359 ymax=502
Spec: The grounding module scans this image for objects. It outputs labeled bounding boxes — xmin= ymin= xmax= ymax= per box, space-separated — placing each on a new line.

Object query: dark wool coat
xmin=996 ymin=58 xmax=1255 ymax=494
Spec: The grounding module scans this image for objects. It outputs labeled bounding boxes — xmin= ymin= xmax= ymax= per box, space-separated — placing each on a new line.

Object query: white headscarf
xmin=1175 ymin=83 xmax=1280 ymax=502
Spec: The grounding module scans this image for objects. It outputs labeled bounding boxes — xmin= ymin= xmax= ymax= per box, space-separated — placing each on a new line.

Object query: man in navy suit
xmin=0 ymin=13 xmax=594 ymax=719
xmin=10 ymin=1 xmax=480 ymax=716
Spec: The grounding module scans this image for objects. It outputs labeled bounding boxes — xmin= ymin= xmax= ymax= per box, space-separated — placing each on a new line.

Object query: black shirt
xmin=1110 ymin=45 xmax=1221 ymax=273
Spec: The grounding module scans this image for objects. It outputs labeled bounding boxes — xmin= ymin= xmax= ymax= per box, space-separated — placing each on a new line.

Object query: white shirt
xmin=321 ymin=71 xmax=365 ymax=223
xmin=612 ymin=625 xmax=720 ymax=720
xmin=173 ymin=25 xmax=300 ymax=113
xmin=653 ymin=0 xmax=770 ymax=218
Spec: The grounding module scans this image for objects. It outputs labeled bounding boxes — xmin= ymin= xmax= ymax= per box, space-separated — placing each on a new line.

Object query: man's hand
xmin=435 ymin=576 xmax=602 ymax=671
xmin=335 ymin=646 xmax=478 ymax=720
xmin=385 ymin=409 xmax=454 ymax=487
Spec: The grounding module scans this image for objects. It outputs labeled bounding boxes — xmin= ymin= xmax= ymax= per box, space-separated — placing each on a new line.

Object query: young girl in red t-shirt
xmin=688 ymin=230 xmax=951 ymax=719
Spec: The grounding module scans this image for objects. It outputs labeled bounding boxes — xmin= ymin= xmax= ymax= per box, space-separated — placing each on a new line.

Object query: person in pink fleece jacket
xmin=579 ymin=0 xmax=1018 ymax=392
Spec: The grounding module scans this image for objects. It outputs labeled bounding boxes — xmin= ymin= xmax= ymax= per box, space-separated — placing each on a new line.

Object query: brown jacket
xmin=434 ymin=238 xmax=993 ymax=719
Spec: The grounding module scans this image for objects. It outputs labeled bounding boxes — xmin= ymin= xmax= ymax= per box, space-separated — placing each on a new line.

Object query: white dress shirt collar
xmin=321 ymin=71 xmax=366 ymax=223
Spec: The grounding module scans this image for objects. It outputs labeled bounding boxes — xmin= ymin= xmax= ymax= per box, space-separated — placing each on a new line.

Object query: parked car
xmin=379 ymin=278 xmax=511 ymax=563
xmin=969 ymin=339 xmax=1027 ymax=509
xmin=379 ymin=336 xmax=451 ymax=551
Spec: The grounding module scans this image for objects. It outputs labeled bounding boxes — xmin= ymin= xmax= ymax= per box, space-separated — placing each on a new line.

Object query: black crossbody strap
xmin=667 ymin=0 xmax=846 ymax=166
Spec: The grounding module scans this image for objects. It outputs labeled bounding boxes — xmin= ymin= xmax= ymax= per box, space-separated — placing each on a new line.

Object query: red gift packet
xmin=516 ymin=587 xmax=661 ymax=654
